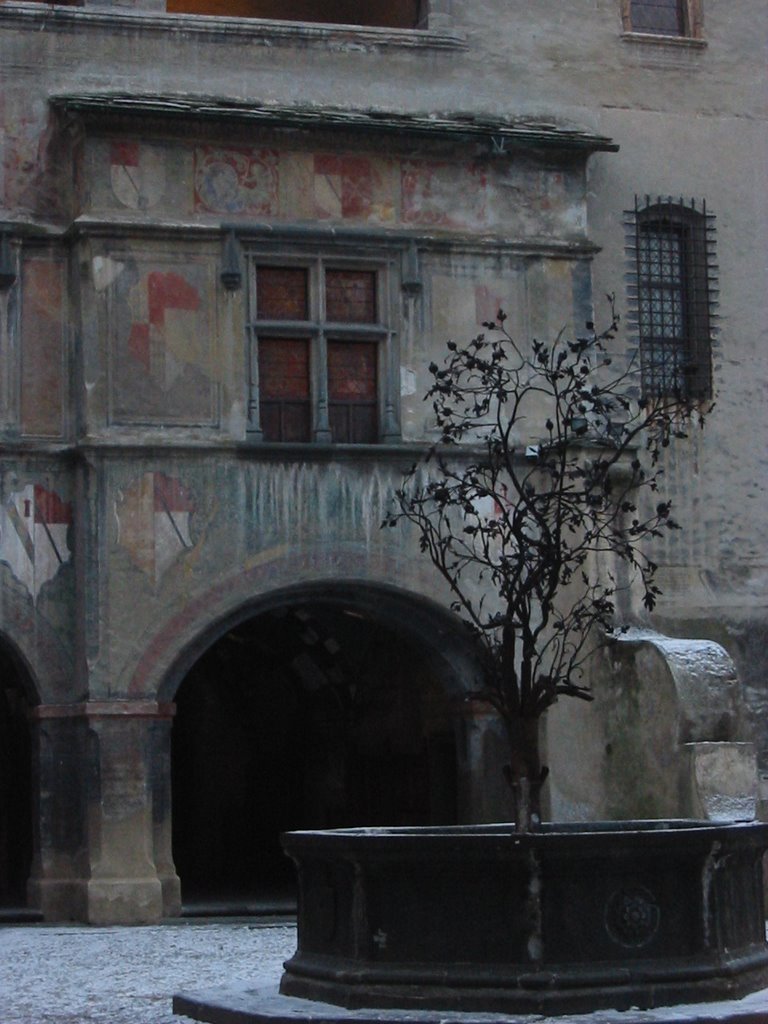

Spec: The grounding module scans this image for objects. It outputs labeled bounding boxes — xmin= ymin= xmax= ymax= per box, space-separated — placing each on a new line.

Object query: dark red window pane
xmin=630 ymin=0 xmax=685 ymax=35
xmin=257 ymin=267 xmax=309 ymax=320
xmin=328 ymin=341 xmax=377 ymax=443
xmin=325 ymin=269 xmax=377 ymax=323
xmin=259 ymin=338 xmax=311 ymax=441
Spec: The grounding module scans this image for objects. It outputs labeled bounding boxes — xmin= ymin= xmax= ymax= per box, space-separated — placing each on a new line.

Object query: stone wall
xmin=0 ymin=0 xmax=765 ymax=921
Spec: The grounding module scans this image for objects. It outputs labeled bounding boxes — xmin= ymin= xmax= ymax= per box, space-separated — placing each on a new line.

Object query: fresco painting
xmin=194 ymin=145 xmax=278 ymax=215
xmin=112 ymin=261 xmax=217 ymax=425
xmin=1 ymin=101 xmax=66 ymax=217
xmin=311 ymin=153 xmax=394 ymax=223
xmin=110 ymin=141 xmax=168 ymax=211
xmin=0 ymin=484 xmax=72 ymax=601
xmin=20 ymin=257 xmax=64 ymax=438
xmin=115 ymin=472 xmax=194 ymax=584
xmin=402 ymin=160 xmax=488 ymax=229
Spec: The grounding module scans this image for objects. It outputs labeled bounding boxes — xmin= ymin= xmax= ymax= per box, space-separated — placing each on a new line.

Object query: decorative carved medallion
xmin=604 ymin=886 xmax=660 ymax=948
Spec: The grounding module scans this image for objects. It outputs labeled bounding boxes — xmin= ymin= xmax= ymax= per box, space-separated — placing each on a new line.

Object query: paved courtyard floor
xmin=2 ymin=918 xmax=768 ymax=1024
xmin=0 ymin=919 xmax=296 ymax=1024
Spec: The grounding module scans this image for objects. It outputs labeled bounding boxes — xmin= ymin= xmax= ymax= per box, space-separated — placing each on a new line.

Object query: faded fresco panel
xmin=277 ymin=150 xmax=314 ymax=220
xmin=194 ymin=146 xmax=278 ymax=216
xmin=114 ymin=471 xmax=195 ymax=585
xmin=402 ymin=160 xmax=488 ymax=230
xmin=83 ymin=138 xmax=193 ymax=216
xmin=487 ymin=163 xmax=586 ymax=239
xmin=312 ymin=153 xmax=397 ymax=224
xmin=109 ymin=253 xmax=219 ymax=426
xmin=20 ymin=257 xmax=65 ymax=438
xmin=1 ymin=97 xmax=68 ymax=218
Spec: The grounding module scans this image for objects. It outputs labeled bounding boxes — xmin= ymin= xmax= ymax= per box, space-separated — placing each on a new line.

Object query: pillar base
xmin=28 ymin=877 xmax=89 ymax=922
xmin=160 ymin=871 xmax=183 ymax=918
xmin=87 ymin=877 xmax=163 ymax=925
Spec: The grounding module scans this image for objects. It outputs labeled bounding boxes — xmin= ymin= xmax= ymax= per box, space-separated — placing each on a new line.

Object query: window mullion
xmin=314 ymin=261 xmax=332 ymax=442
xmin=314 ymin=329 xmax=332 ymax=442
xmin=246 ymin=261 xmax=263 ymax=440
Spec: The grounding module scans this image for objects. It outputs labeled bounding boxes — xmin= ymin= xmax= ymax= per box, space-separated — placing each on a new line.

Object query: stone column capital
xmin=30 ymin=700 xmax=176 ymax=721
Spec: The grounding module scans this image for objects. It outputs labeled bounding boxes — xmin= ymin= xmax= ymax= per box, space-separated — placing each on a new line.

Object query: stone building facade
xmin=0 ymin=0 xmax=765 ymax=923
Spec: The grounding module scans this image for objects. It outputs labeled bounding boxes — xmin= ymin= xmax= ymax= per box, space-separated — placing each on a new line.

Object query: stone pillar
xmin=28 ymin=701 xmax=179 ymax=924
xmin=84 ymin=701 xmax=177 ymax=925
xmin=27 ymin=706 xmax=90 ymax=922
xmin=149 ymin=705 xmax=182 ymax=918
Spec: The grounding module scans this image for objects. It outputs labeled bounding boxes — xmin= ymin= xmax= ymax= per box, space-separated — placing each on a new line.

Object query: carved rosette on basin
xmin=280 ymin=821 xmax=768 ymax=1015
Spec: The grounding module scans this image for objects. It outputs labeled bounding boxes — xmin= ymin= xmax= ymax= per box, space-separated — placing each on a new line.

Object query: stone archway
xmin=170 ymin=584 xmax=478 ymax=910
xmin=0 ymin=640 xmax=35 ymax=912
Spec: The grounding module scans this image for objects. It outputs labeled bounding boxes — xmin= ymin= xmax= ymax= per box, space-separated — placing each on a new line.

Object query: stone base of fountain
xmin=174 ymin=820 xmax=768 ymax=1023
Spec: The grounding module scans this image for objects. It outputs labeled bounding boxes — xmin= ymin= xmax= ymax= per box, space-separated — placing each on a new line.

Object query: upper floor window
xmin=247 ymin=254 xmax=398 ymax=444
xmin=166 ymin=0 xmax=425 ymax=28
xmin=623 ymin=0 xmax=702 ymax=38
xmin=629 ymin=198 xmax=715 ymax=401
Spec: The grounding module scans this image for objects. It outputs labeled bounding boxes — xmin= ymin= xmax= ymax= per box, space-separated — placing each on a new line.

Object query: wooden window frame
xmin=627 ymin=197 xmax=716 ymax=402
xmin=621 ymin=0 xmax=703 ymax=40
xmin=246 ymin=251 xmax=399 ymax=445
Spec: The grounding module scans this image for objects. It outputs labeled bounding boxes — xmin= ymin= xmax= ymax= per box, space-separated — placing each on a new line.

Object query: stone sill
xmin=0 ymin=2 xmax=467 ymax=50
xmin=0 ymin=438 xmax=619 ymax=469
xmin=0 ymin=437 xmax=434 ymax=462
xmin=621 ymin=31 xmax=707 ymax=50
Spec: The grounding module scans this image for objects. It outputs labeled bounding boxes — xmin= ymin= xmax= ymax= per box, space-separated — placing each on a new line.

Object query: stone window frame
xmin=244 ymin=242 xmax=402 ymax=446
xmin=0 ymin=1 xmax=463 ymax=53
xmin=166 ymin=0 xmax=434 ymax=31
xmin=621 ymin=0 xmax=705 ymax=45
xmin=164 ymin=0 xmax=458 ymax=38
xmin=624 ymin=196 xmax=717 ymax=402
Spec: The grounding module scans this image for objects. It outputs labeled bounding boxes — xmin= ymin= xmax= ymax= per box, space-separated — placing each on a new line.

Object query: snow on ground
xmin=0 ymin=920 xmax=296 ymax=1024
xmin=3 ymin=919 xmax=768 ymax=1024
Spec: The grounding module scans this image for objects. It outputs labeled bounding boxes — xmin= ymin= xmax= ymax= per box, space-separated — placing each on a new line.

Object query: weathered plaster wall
xmin=0 ymin=0 xmax=765 ymax=921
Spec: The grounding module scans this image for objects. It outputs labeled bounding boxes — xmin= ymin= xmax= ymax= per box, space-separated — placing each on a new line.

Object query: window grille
xmin=626 ymin=197 xmax=716 ymax=401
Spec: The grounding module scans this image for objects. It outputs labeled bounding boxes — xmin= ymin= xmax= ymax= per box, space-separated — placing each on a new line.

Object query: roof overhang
xmin=51 ymin=94 xmax=619 ymax=155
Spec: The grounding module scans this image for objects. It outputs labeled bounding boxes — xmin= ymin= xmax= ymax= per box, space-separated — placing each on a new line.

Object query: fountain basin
xmin=280 ymin=820 xmax=768 ymax=1015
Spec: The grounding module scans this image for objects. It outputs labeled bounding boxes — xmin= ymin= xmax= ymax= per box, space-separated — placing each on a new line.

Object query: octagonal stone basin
xmin=280 ymin=820 xmax=768 ymax=1016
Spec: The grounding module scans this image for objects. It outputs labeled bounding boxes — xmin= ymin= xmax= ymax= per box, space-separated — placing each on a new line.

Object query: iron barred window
xmin=626 ymin=197 xmax=716 ymax=401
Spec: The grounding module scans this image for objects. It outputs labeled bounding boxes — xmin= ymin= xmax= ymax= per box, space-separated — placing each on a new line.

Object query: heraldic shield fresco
xmin=114 ymin=471 xmax=195 ymax=586
xmin=0 ymin=482 xmax=72 ymax=603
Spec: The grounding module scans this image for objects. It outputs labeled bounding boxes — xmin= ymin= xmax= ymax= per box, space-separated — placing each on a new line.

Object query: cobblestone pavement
xmin=0 ymin=919 xmax=296 ymax=1024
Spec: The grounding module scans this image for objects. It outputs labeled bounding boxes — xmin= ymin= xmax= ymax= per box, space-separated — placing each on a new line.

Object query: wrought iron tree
xmin=384 ymin=304 xmax=700 ymax=831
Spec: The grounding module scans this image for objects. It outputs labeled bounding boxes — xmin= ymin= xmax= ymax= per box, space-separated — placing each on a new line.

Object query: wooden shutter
xmin=259 ymin=338 xmax=311 ymax=442
xmin=328 ymin=342 xmax=377 ymax=444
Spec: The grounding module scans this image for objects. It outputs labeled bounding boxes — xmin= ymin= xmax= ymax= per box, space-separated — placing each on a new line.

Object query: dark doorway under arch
xmin=0 ymin=644 xmax=34 ymax=911
xmin=171 ymin=598 xmax=460 ymax=908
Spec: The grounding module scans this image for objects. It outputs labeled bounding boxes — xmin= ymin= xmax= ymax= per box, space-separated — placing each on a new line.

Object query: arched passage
xmin=170 ymin=584 xmax=478 ymax=908
xmin=0 ymin=640 xmax=35 ymax=912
